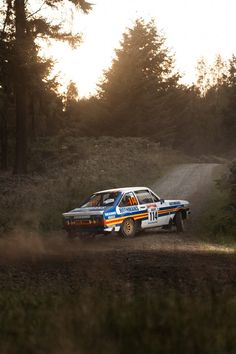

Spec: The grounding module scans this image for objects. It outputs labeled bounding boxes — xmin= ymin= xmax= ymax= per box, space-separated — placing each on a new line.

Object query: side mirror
xmin=159 ymin=198 xmax=165 ymax=204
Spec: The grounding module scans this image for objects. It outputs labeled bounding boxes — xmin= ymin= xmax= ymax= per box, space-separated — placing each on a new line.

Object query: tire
xmin=162 ymin=220 xmax=173 ymax=231
xmin=175 ymin=212 xmax=185 ymax=232
xmin=120 ymin=218 xmax=136 ymax=238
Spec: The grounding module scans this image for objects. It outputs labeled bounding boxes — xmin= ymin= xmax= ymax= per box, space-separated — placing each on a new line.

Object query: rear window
xmin=81 ymin=191 xmax=120 ymax=207
xmin=135 ymin=190 xmax=154 ymax=204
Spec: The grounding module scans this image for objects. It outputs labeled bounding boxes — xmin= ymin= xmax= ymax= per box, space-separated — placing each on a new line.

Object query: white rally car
xmin=63 ymin=187 xmax=190 ymax=238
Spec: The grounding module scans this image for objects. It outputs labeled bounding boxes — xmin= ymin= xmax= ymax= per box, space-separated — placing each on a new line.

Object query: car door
xmin=149 ymin=191 xmax=170 ymax=226
xmin=134 ymin=189 xmax=160 ymax=229
xmin=116 ymin=192 xmax=140 ymax=219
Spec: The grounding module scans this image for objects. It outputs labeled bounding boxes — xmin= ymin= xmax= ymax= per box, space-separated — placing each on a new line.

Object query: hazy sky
xmin=48 ymin=0 xmax=236 ymax=97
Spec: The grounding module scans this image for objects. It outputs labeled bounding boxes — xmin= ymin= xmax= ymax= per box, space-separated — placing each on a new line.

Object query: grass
xmin=0 ymin=287 xmax=236 ymax=354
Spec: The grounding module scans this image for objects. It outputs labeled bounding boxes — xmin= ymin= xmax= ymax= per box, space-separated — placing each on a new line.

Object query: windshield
xmin=81 ymin=191 xmax=120 ymax=208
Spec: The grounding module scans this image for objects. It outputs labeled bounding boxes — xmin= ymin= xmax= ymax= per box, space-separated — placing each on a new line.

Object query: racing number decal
xmin=148 ymin=209 xmax=158 ymax=222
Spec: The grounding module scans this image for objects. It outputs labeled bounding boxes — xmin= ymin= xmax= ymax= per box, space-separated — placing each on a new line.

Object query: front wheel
xmin=120 ymin=218 xmax=136 ymax=238
xmin=175 ymin=212 xmax=185 ymax=232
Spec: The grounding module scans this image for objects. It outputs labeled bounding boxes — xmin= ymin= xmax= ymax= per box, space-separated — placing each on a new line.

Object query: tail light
xmin=92 ymin=216 xmax=104 ymax=225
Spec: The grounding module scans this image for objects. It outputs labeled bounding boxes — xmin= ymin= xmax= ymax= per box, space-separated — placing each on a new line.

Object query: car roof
xmin=95 ymin=187 xmax=150 ymax=194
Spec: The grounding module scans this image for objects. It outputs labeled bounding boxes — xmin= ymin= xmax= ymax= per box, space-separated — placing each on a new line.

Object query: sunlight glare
xmin=47 ymin=0 xmax=236 ymax=97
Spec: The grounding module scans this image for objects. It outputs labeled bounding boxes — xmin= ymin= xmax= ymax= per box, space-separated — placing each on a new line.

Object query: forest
xmin=0 ymin=1 xmax=235 ymax=174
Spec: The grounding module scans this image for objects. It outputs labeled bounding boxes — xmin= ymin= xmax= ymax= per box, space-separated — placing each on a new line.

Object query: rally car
xmin=62 ymin=187 xmax=190 ymax=238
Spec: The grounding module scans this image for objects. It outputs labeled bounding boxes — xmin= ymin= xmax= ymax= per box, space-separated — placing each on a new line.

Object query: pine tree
xmin=223 ymin=55 xmax=236 ymax=146
xmin=98 ymin=19 xmax=180 ymax=139
xmin=0 ymin=0 xmax=15 ymax=169
xmin=65 ymin=80 xmax=80 ymax=123
xmin=0 ymin=0 xmax=92 ymax=173
xmin=196 ymin=57 xmax=210 ymax=96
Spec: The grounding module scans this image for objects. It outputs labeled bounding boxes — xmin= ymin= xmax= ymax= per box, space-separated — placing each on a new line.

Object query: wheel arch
xmin=174 ymin=208 xmax=187 ymax=221
xmin=119 ymin=217 xmax=137 ymax=238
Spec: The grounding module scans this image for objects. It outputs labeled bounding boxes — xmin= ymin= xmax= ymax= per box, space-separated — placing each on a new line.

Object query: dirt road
xmin=153 ymin=162 xmax=221 ymax=224
xmin=153 ymin=163 xmax=219 ymax=198
xmin=1 ymin=163 xmax=235 ymax=292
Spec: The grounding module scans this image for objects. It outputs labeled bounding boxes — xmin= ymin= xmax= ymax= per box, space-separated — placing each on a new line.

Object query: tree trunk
xmin=29 ymin=95 xmax=40 ymax=140
xmin=14 ymin=0 xmax=28 ymax=174
xmin=0 ymin=109 xmax=8 ymax=170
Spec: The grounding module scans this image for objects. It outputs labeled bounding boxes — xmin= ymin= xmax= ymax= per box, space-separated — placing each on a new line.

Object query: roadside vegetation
xmin=200 ymin=161 xmax=236 ymax=245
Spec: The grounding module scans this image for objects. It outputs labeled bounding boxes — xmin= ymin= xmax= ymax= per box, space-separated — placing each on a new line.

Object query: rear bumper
xmin=63 ymin=220 xmax=114 ymax=234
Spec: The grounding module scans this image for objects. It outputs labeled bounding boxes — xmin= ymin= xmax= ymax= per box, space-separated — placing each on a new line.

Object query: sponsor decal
xmin=147 ymin=204 xmax=156 ymax=208
xmin=169 ymin=201 xmax=181 ymax=206
xmin=104 ymin=212 xmax=116 ymax=217
xmin=119 ymin=206 xmax=139 ymax=213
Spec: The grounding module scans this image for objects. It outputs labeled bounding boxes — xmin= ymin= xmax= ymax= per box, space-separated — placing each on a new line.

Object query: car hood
xmin=165 ymin=199 xmax=190 ymax=207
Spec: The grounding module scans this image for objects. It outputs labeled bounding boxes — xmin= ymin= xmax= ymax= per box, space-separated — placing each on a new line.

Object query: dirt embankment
xmin=1 ymin=163 xmax=235 ymax=291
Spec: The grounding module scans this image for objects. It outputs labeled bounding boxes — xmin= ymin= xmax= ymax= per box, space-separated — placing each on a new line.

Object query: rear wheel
xmin=120 ymin=218 xmax=136 ymax=238
xmin=175 ymin=212 xmax=185 ymax=232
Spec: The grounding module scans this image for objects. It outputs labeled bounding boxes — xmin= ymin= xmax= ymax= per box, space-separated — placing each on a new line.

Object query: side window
xmin=150 ymin=191 xmax=159 ymax=202
xmin=135 ymin=190 xmax=154 ymax=204
xmin=119 ymin=192 xmax=138 ymax=207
